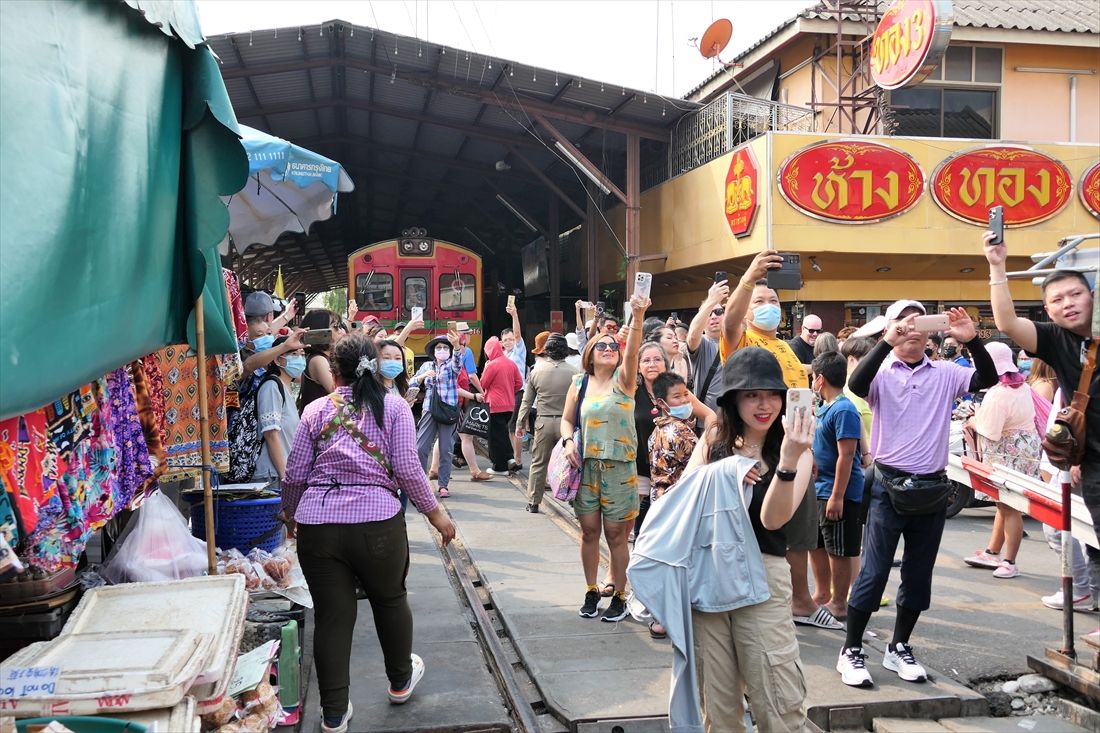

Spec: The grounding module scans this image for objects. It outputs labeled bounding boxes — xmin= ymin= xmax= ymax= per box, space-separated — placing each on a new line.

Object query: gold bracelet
xmin=989 ymin=279 xmax=1008 ymax=286
xmin=739 ymin=279 xmax=754 ymax=293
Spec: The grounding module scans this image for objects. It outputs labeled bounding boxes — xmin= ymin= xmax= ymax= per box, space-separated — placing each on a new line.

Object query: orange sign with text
xmin=931 ymin=146 xmax=1073 ymax=226
xmin=870 ymin=0 xmax=951 ymax=89
xmin=1080 ymin=160 xmax=1100 ymax=220
xmin=777 ymin=141 xmax=925 ymax=223
xmin=724 ymin=146 xmax=759 ymax=238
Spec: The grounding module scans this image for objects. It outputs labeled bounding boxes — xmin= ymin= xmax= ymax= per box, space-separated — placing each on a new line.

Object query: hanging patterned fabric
xmin=155 ymin=345 xmax=230 ymax=480
xmin=107 ymin=367 xmax=154 ymax=510
xmin=130 ymin=359 xmax=167 ymax=505
xmin=0 ymin=411 xmax=67 ymax=541
xmin=140 ymin=353 xmax=168 ymax=450
xmin=223 ymin=267 xmax=248 ymax=345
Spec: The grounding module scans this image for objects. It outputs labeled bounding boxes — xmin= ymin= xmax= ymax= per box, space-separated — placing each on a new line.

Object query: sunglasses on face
xmin=805 ymin=328 xmax=821 ymax=334
xmin=711 ymin=308 xmax=725 ymax=316
xmin=594 ymin=342 xmax=621 ymax=352
xmin=604 ymin=325 xmax=619 ymax=332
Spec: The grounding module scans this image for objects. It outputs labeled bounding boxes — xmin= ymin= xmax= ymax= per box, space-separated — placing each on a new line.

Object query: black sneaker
xmin=579 ymin=590 xmax=600 ymax=618
xmin=601 ymin=594 xmax=628 ymax=622
xmin=525 ymin=503 xmax=539 ymax=513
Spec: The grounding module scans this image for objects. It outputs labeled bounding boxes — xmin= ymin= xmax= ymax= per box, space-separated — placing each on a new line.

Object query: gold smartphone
xmin=507 ymin=294 xmax=516 ymax=308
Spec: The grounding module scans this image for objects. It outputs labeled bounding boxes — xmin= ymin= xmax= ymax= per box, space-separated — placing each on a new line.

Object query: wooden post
xmin=548 ymin=195 xmax=560 ymax=312
xmin=625 ymin=132 xmax=641 ymax=289
xmin=194 ymin=295 xmax=217 ymax=574
xmin=586 ymin=183 xmax=599 ymax=304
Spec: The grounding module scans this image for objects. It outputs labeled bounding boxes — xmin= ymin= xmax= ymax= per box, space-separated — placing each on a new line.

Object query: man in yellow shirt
xmin=720 ymin=249 xmax=844 ymax=630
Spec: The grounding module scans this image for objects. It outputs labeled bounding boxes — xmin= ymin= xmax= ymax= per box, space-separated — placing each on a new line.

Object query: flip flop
xmin=470 ymin=472 xmax=492 ymax=481
xmin=793 ymin=606 xmax=845 ymax=630
xmin=649 ymin=621 xmax=667 ymax=639
xmin=600 ymin=582 xmax=616 ymax=598
xmin=438 ymin=487 xmax=451 ymax=498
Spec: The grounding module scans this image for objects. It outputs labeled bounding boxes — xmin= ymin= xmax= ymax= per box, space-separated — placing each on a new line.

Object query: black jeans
xmin=297 ymin=514 xmax=412 ymax=719
xmin=488 ymin=411 xmax=513 ymax=471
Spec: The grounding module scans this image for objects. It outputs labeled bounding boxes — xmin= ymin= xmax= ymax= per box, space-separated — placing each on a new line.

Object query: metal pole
xmin=194 ymin=295 xmax=218 ymax=574
xmin=548 ymin=195 xmax=560 ymax=312
xmin=586 ymin=184 xmax=599 ymax=305
xmin=625 ymin=132 xmax=641 ymax=289
xmin=1059 ymin=469 xmax=1076 ymax=659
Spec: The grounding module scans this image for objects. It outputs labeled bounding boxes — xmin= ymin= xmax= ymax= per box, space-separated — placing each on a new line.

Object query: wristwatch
xmin=775 ymin=468 xmax=798 ymax=482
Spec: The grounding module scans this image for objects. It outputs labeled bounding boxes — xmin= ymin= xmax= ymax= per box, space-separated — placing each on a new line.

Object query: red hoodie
xmin=480 ymin=336 xmax=523 ymax=413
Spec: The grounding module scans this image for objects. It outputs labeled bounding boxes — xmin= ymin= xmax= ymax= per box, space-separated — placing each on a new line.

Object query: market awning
xmin=0 ymin=0 xmax=248 ymax=419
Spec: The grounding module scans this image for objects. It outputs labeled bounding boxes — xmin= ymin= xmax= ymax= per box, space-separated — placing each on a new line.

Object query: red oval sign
xmin=1079 ymin=160 xmax=1100 ymax=220
xmin=777 ymin=140 xmax=925 ymax=223
xmin=870 ymin=0 xmax=954 ymax=90
xmin=931 ymin=146 xmax=1073 ymax=226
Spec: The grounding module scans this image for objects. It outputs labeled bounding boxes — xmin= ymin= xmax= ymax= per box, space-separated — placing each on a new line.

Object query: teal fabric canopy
xmin=0 ymin=0 xmax=248 ymax=419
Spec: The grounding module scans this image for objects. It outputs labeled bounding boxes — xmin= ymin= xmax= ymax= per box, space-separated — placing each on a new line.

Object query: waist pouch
xmin=876 ymin=464 xmax=952 ymax=516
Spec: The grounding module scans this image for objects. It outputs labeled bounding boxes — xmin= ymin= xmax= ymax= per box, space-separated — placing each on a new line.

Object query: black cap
xmin=717 ymin=347 xmax=789 ymax=405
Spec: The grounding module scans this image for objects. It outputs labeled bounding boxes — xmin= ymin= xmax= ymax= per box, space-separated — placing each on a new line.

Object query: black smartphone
xmin=714 ymin=271 xmax=727 ymax=284
xmin=294 ymin=291 xmax=307 ymax=317
xmin=671 ymin=311 xmax=679 ymax=322
xmin=596 ymin=301 xmax=606 ymax=315
xmin=988 ymin=206 xmax=1004 ymax=246
xmin=766 ymin=253 xmax=802 ymax=291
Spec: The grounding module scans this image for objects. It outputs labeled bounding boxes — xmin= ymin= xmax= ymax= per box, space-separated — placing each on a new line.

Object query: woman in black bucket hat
xmin=683 ymin=346 xmax=816 ymax=732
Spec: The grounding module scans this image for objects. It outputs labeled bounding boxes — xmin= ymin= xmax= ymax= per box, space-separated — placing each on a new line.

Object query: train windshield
xmin=355 ymin=273 xmax=393 ymax=311
xmin=439 ymin=273 xmax=476 ymax=311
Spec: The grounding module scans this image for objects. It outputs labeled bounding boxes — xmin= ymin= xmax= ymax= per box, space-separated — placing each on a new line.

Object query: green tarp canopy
xmin=0 ymin=0 xmax=248 ymax=419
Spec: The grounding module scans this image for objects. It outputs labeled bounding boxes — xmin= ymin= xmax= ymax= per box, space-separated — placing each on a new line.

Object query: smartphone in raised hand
xmin=714 ymin=271 xmax=727 ymax=285
xmin=411 ymin=306 xmax=424 ymax=323
xmin=988 ymin=205 xmax=1004 ymax=246
xmin=913 ymin=313 xmax=950 ymax=332
xmin=507 ymin=294 xmax=516 ymax=309
xmin=786 ymin=388 xmax=814 ymax=422
xmin=634 ymin=272 xmax=653 ymax=300
xmin=302 ymin=329 xmax=332 ymax=347
xmin=766 ymin=254 xmax=802 ymax=291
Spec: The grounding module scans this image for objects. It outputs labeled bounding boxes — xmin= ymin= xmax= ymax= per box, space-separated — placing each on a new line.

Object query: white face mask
xmin=435 ymin=347 xmax=451 ymax=361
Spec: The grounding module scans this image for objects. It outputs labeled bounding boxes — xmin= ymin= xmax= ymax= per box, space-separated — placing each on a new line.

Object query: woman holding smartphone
xmin=298 ymin=309 xmax=349 ymax=415
xmin=682 ymin=346 xmax=815 ymax=732
xmin=561 ymin=293 xmax=649 ymax=623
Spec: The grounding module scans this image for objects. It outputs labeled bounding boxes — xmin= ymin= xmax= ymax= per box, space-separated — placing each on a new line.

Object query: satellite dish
xmin=699 ymin=19 xmax=733 ymax=60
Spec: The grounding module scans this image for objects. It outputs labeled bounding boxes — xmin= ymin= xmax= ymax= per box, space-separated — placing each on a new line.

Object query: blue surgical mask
xmin=252 ymin=334 xmax=275 ymax=352
xmin=379 ymin=360 xmax=405 ymax=379
xmin=283 ymin=355 xmax=307 ymax=378
xmin=667 ymin=403 xmax=693 ymax=420
xmin=751 ymin=303 xmax=782 ymax=331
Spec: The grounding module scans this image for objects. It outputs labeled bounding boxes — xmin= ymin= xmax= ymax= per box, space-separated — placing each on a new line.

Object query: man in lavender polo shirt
xmin=835 ymin=300 xmax=996 ymax=689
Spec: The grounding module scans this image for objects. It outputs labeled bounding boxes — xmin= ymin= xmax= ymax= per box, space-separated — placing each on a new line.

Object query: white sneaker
xmin=963 ymin=550 xmax=1000 ymax=569
xmin=388 ymin=653 xmax=425 ymax=704
xmin=837 ymin=647 xmax=874 ymax=688
xmin=1041 ymin=590 xmax=1099 ymax=611
xmin=992 ymin=560 xmax=1020 ymax=579
xmin=883 ymin=642 xmax=927 ymax=682
xmin=320 ymin=702 xmax=353 ymax=733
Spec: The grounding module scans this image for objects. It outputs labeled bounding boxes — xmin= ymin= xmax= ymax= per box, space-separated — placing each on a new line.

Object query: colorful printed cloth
xmin=648 ymin=415 xmax=698 ymax=500
xmin=130 ymin=359 xmax=166 ymax=497
xmin=140 ymin=354 xmax=168 ymax=449
xmin=223 ymin=268 xmax=248 ymax=345
xmin=155 ymin=345 xmax=230 ymax=479
xmin=107 ymin=367 xmax=154 ymax=509
xmin=0 ymin=411 xmax=67 ymax=540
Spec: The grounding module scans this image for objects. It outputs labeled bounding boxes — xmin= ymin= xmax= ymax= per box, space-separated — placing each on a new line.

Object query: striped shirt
xmin=415 ymin=352 xmax=462 ymax=411
xmin=282 ymin=387 xmax=437 ymax=524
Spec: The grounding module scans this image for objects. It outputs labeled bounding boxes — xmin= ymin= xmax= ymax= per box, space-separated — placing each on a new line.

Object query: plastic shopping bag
xmin=102 ymin=490 xmax=208 ymax=583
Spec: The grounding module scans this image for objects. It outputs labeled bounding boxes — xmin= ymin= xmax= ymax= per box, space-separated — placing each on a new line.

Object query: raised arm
xmin=617 ymin=295 xmax=650 ymax=395
xmin=687 ymin=279 xmax=730 ymax=353
xmin=243 ymin=329 xmax=305 ymax=377
xmin=507 ymin=303 xmax=522 ymax=339
xmin=393 ymin=318 xmax=424 ymax=347
xmin=723 ymin=250 xmax=783 ymax=349
xmin=983 ymin=230 xmax=1038 ymax=352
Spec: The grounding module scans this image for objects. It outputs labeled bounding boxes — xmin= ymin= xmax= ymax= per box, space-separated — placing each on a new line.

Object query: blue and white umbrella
xmin=219 ymin=125 xmax=355 ymax=254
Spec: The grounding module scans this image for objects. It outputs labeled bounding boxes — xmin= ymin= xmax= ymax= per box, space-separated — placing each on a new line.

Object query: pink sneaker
xmin=992 ymin=560 xmax=1019 ymax=579
xmin=963 ymin=550 xmax=1001 ymax=569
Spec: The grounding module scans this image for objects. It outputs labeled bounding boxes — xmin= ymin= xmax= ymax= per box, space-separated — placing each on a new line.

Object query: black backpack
xmin=223 ymin=371 xmax=285 ymax=483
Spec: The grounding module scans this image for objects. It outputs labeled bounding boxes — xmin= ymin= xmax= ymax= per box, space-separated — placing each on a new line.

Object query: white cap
xmin=851 ymin=300 xmax=926 ymax=339
xmin=565 ymin=332 xmax=580 ymax=351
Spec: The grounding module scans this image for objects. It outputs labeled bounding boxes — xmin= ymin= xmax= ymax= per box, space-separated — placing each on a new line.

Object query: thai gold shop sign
xmin=1080 ymin=160 xmax=1100 ymax=220
xmin=870 ymin=0 xmax=954 ymax=90
xmin=724 ymin=146 xmax=759 ymax=238
xmin=931 ymin=145 xmax=1073 ymax=226
xmin=777 ymin=140 xmax=925 ymax=223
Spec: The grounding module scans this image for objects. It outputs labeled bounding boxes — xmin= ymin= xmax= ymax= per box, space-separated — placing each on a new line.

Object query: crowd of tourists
xmin=232 ymin=228 xmax=1096 ymax=733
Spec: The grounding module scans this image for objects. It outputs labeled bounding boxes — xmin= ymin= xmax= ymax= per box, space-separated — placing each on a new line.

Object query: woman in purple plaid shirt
xmin=283 ymin=334 xmax=455 ymax=733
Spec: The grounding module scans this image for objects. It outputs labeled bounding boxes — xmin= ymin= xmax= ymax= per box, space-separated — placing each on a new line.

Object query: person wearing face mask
xmin=648 ymin=372 xmax=699 ymax=503
xmin=241 ymin=291 xmax=304 ymax=378
xmin=721 ymin=249 xmax=841 ymax=631
xmin=924 ymin=335 xmax=942 ymax=361
xmin=253 ymin=336 xmax=304 ymax=484
xmin=941 ymin=336 xmax=972 ymax=367
xmin=376 ymin=340 xmax=412 ymax=399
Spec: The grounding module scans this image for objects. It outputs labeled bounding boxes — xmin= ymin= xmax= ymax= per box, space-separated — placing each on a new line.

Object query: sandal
xmin=438 ymin=487 xmax=451 ymax=498
xmin=649 ymin=621 xmax=667 ymax=639
xmin=470 ymin=472 xmax=492 ymax=481
xmin=792 ymin=606 xmax=845 ymax=630
xmin=599 ymin=582 xmax=616 ymax=598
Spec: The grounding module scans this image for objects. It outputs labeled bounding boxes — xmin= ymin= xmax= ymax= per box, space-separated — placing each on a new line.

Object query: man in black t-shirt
xmin=788 ymin=314 xmax=821 ymax=365
xmin=984 ymin=231 xmax=1099 ymax=596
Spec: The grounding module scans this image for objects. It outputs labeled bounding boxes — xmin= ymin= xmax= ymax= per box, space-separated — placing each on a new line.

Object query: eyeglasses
xmin=593 ymin=342 xmax=621 ymax=352
xmin=711 ymin=308 xmax=725 ymax=316
xmin=604 ymin=325 xmax=619 ymax=332
xmin=805 ymin=328 xmax=821 ymax=334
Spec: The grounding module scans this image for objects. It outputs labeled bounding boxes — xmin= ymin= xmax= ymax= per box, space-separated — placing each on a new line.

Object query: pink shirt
xmin=868 ymin=354 xmax=972 ymax=474
xmin=283 ymin=387 xmax=437 ymax=524
xmin=972 ymin=382 xmax=1037 ymax=442
xmin=481 ymin=356 xmax=523 ymax=413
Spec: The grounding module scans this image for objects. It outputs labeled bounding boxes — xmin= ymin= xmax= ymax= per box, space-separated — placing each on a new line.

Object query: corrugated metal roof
xmin=209 ymin=18 xmax=694 ymax=292
xmin=686 ymin=0 xmax=1099 ymax=100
